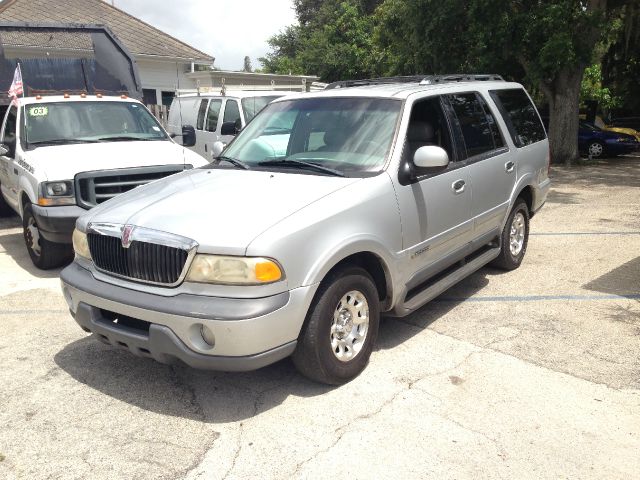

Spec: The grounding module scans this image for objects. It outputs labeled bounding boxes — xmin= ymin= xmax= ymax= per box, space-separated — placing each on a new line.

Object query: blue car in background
xmin=579 ymin=121 xmax=639 ymax=158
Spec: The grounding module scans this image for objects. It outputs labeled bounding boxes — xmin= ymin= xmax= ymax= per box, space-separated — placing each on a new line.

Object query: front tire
xmin=491 ymin=199 xmax=530 ymax=271
xmin=22 ymin=203 xmax=73 ymax=269
xmin=292 ymin=266 xmax=380 ymax=385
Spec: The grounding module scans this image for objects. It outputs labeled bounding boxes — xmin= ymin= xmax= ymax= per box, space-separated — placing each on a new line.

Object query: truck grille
xmin=75 ymin=165 xmax=191 ymax=209
xmin=88 ymin=233 xmax=189 ymax=285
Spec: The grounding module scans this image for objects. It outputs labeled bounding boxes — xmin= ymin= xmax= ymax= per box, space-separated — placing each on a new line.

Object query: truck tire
xmin=292 ymin=266 xmax=380 ymax=385
xmin=491 ymin=198 xmax=530 ymax=271
xmin=22 ymin=203 xmax=73 ymax=269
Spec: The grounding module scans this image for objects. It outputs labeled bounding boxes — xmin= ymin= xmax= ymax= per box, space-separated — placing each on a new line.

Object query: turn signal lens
xmin=186 ymin=255 xmax=283 ymax=285
xmin=72 ymin=229 xmax=92 ymax=260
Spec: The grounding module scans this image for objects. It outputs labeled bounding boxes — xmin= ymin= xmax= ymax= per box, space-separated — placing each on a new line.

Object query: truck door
xmin=0 ymin=105 xmax=19 ymax=208
xmin=202 ymin=98 xmax=222 ymax=158
xmin=393 ymin=95 xmax=473 ymax=286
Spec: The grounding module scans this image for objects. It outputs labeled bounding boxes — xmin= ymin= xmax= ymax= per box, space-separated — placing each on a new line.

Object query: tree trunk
xmin=543 ymin=67 xmax=585 ymax=166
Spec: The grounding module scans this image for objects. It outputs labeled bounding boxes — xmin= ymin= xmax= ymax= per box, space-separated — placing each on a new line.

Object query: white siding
xmin=136 ymin=58 xmax=196 ymax=104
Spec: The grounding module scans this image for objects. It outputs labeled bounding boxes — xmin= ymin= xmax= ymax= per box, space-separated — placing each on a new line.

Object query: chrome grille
xmin=88 ymin=233 xmax=189 ymax=285
xmin=76 ymin=165 xmax=191 ymax=209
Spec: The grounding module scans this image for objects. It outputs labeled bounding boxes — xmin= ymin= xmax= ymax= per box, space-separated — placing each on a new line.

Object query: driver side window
xmin=1 ymin=106 xmax=17 ymax=156
xmin=404 ymin=96 xmax=453 ymax=164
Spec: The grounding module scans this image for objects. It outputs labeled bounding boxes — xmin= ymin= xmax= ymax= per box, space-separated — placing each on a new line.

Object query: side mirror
xmin=0 ymin=144 xmax=8 ymax=156
xmin=413 ymin=146 xmax=449 ymax=169
xmin=181 ymin=125 xmax=196 ymax=147
xmin=211 ymin=141 xmax=225 ymax=158
xmin=220 ymin=121 xmax=239 ymax=136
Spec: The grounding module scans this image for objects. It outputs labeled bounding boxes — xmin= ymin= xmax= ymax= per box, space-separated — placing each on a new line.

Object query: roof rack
xmin=325 ymin=74 xmax=504 ymax=89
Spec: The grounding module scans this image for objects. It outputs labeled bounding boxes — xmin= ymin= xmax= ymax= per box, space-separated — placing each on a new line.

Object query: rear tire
xmin=22 ymin=203 xmax=73 ymax=270
xmin=292 ymin=266 xmax=380 ymax=385
xmin=491 ymin=199 xmax=529 ymax=271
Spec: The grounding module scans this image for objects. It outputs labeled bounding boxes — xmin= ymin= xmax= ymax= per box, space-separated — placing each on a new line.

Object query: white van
xmin=167 ymin=91 xmax=283 ymax=158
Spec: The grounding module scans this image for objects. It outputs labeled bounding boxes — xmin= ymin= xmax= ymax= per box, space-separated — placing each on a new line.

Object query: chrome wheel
xmin=509 ymin=212 xmax=525 ymax=257
xmin=588 ymin=142 xmax=603 ymax=157
xmin=330 ymin=290 xmax=369 ymax=362
xmin=25 ymin=217 xmax=41 ymax=256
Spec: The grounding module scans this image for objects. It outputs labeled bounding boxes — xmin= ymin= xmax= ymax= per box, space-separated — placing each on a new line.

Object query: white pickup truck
xmin=0 ymin=95 xmax=206 ymax=269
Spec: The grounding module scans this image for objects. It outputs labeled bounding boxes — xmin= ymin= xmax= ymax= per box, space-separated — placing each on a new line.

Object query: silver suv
xmin=60 ymin=74 xmax=551 ymax=384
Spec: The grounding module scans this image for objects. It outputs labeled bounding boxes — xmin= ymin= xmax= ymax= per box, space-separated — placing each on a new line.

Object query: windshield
xmin=241 ymin=96 xmax=282 ymax=123
xmin=224 ymin=97 xmax=401 ymax=175
xmin=24 ymin=101 xmax=168 ymax=147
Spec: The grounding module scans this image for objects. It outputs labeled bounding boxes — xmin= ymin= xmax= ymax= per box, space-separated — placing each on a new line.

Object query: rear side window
xmin=196 ymin=99 xmax=208 ymax=130
xmin=447 ymin=93 xmax=504 ymax=158
xmin=205 ymin=99 xmax=222 ymax=132
xmin=490 ymin=89 xmax=546 ymax=147
xmin=223 ymin=100 xmax=241 ymax=124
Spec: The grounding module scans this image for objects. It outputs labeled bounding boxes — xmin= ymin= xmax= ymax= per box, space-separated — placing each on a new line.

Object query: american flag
xmin=7 ymin=64 xmax=23 ymax=101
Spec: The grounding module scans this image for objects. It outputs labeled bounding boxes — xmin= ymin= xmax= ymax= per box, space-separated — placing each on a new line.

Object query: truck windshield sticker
xmin=28 ymin=106 xmax=49 ymax=117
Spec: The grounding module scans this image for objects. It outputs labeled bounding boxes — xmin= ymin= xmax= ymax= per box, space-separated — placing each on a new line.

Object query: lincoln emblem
xmin=121 ymin=225 xmax=134 ymax=248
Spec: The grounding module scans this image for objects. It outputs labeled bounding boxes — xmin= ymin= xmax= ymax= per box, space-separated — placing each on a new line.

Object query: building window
xmin=142 ymin=89 xmax=157 ymax=106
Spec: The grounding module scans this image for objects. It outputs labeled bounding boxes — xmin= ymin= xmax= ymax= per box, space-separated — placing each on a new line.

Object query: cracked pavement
xmin=1 ymin=156 xmax=639 ymax=479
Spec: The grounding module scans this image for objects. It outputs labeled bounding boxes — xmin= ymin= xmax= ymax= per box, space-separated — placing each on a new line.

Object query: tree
xmin=376 ymin=0 xmax=626 ymax=165
xmin=243 ymin=56 xmax=253 ymax=73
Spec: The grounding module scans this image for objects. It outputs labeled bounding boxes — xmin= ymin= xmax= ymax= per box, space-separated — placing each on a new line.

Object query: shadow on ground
xmin=583 ymin=256 xmax=640 ymax=295
xmin=552 ymin=156 xmax=640 ymax=189
xmin=0 ymin=231 xmax=65 ymax=278
xmin=54 ymin=267 xmax=497 ymax=424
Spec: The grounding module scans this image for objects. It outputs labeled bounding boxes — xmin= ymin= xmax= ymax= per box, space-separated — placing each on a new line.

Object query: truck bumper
xmin=31 ymin=204 xmax=86 ymax=243
xmin=60 ymin=262 xmax=318 ymax=371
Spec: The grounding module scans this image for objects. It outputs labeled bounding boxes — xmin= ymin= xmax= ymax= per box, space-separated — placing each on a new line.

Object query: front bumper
xmin=60 ymin=262 xmax=318 ymax=371
xmin=31 ymin=204 xmax=86 ymax=243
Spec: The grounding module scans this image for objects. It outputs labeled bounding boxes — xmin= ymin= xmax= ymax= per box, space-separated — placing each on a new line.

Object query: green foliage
xmin=581 ymin=64 xmax=620 ymax=111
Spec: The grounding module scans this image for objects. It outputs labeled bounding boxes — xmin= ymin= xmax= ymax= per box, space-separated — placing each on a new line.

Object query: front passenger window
xmin=404 ymin=96 xmax=453 ymax=163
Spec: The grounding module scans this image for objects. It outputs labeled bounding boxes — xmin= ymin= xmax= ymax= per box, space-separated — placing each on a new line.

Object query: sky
xmin=113 ymin=0 xmax=297 ymax=70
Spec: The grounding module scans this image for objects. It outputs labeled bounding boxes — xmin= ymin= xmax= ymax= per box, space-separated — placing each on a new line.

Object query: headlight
xmin=38 ymin=180 xmax=75 ymax=206
xmin=72 ymin=229 xmax=91 ymax=260
xmin=186 ymin=255 xmax=283 ymax=285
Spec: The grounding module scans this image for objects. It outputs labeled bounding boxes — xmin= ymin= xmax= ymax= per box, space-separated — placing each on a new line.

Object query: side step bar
xmin=396 ymin=246 xmax=501 ymax=316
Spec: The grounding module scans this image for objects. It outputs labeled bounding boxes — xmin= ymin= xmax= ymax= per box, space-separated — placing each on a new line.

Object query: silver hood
xmin=82 ymin=168 xmax=361 ymax=255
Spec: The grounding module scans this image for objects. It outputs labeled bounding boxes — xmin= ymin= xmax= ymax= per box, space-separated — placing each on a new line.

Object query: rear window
xmin=196 ymin=99 xmax=208 ymax=130
xmin=448 ymin=92 xmax=504 ymax=158
xmin=490 ymin=89 xmax=546 ymax=147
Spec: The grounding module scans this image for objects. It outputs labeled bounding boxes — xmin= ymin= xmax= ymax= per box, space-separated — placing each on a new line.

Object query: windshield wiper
xmin=28 ymin=139 xmax=99 ymax=146
xmin=258 ymin=159 xmax=345 ymax=177
xmin=217 ymin=155 xmax=251 ymax=170
xmin=95 ymin=136 xmax=156 ymax=142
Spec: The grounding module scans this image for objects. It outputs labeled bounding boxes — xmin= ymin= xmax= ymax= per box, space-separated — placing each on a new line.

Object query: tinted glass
xmin=448 ymin=93 xmax=496 ymax=158
xmin=2 ymin=106 xmax=17 ymax=148
xmin=223 ymin=100 xmax=241 ymax=124
xmin=490 ymin=88 xmax=546 ymax=147
xmin=196 ymin=99 xmax=208 ymax=130
xmin=205 ymin=99 xmax=222 ymax=132
xmin=223 ymin=97 xmax=401 ymax=174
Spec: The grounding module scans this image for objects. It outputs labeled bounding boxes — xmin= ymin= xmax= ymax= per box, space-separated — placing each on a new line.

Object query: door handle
xmin=505 ymin=161 xmax=515 ymax=173
xmin=204 ymin=144 xmax=208 ymax=152
xmin=13 ymin=168 xmax=18 ymax=175
xmin=452 ymin=179 xmax=466 ymax=194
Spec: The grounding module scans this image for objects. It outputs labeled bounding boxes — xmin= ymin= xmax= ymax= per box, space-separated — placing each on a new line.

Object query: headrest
xmin=407 ymin=122 xmax=435 ymax=142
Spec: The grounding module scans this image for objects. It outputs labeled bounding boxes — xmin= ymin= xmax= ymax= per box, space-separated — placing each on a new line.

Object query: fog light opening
xmin=200 ymin=324 xmax=216 ymax=347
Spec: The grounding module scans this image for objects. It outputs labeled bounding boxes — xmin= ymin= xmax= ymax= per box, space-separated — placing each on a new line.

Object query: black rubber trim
xmin=61 ymin=262 xmax=290 ymax=321
xmin=73 ymin=303 xmax=296 ymax=371
xmin=31 ymin=204 xmax=84 ymax=243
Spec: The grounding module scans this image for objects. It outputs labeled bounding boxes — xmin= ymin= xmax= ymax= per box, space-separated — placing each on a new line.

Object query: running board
xmin=399 ymin=246 xmax=501 ymax=315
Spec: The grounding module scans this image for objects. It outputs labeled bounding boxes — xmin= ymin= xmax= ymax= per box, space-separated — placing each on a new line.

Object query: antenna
xmin=175 ymin=61 xmax=187 ymax=168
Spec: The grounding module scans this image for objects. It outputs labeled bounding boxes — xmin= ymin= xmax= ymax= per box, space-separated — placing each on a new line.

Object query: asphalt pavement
xmin=1 ymin=155 xmax=638 ymax=479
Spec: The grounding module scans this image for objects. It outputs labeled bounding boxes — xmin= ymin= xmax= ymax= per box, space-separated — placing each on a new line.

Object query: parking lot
xmin=1 ymin=156 xmax=639 ymax=480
